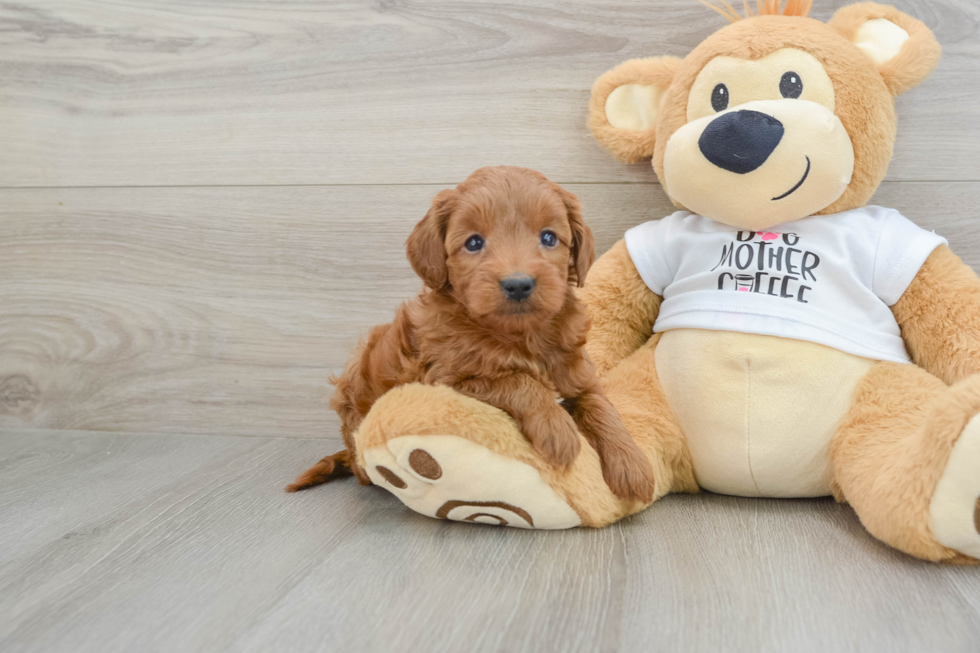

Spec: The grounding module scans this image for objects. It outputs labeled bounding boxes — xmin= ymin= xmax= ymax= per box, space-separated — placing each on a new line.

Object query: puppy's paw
xmin=598 ymin=440 xmax=656 ymax=504
xmin=523 ymin=407 xmax=581 ymax=470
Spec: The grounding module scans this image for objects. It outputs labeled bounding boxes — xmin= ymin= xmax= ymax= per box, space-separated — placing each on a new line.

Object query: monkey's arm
xmin=892 ymin=245 xmax=980 ymax=384
xmin=577 ymin=239 xmax=662 ymax=376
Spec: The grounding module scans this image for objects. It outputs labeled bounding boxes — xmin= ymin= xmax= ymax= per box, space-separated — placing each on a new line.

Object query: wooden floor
xmin=1 ymin=429 xmax=978 ymax=653
xmin=2 ymin=0 xmax=979 ymax=651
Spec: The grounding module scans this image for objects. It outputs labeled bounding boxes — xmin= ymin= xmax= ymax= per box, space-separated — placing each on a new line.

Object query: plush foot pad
xmin=930 ymin=412 xmax=980 ymax=559
xmin=362 ymin=435 xmax=581 ymax=529
xmin=975 ymin=498 xmax=980 ymax=535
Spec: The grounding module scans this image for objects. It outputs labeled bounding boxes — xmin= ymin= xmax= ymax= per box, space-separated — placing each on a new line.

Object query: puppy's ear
xmin=829 ymin=3 xmax=941 ymax=96
xmin=589 ymin=56 xmax=680 ymax=163
xmin=559 ymin=188 xmax=595 ymax=287
xmin=406 ymin=189 xmax=456 ymax=289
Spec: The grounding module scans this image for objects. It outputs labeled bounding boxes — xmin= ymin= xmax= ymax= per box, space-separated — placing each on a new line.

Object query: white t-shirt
xmin=624 ymin=206 xmax=946 ymax=364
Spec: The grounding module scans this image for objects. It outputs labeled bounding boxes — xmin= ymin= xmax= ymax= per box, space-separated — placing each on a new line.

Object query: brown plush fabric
xmin=892 ymin=245 xmax=980 ymax=386
xmin=831 ymin=362 xmax=980 ymax=563
xmin=578 ymin=239 xmax=662 ymax=376
xmin=600 ymin=334 xmax=699 ymax=497
xmin=588 ymin=57 xmax=680 ymax=163
xmin=352 ymin=383 xmax=634 ymax=527
xmin=408 ymin=448 xmax=443 ymax=480
xmin=655 ymin=16 xmax=896 ymax=216
xmin=294 ymin=5 xmax=978 ymax=564
xmin=589 ymin=4 xmax=940 ymax=216
xmin=828 ymin=2 xmax=942 ymax=96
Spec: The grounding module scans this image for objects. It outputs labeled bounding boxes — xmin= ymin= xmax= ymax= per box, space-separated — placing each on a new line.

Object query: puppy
xmin=287 ymin=166 xmax=655 ymax=502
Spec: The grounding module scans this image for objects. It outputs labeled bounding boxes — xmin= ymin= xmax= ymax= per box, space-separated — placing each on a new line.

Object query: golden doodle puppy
xmin=288 ymin=167 xmax=655 ymax=504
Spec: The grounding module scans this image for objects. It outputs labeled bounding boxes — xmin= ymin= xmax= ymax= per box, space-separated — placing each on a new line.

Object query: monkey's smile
xmin=772 ymin=156 xmax=811 ymax=201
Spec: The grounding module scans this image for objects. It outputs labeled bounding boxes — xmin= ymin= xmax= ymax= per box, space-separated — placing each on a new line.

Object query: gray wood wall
xmin=2 ymin=0 xmax=978 ymax=438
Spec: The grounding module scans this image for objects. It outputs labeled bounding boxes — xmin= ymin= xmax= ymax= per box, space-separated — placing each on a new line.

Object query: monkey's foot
xmin=354 ymin=384 xmax=641 ymax=529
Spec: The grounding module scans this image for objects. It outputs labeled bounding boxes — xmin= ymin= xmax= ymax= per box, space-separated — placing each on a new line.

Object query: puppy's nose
xmin=500 ymin=274 xmax=536 ymax=302
xmin=698 ymin=110 xmax=784 ymax=174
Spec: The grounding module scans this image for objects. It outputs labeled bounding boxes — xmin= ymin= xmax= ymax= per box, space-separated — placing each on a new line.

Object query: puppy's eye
xmin=780 ymin=71 xmax=803 ymax=99
xmin=464 ymin=235 xmax=484 ymax=252
xmin=711 ymin=83 xmax=729 ymax=112
xmin=540 ymin=230 xmax=558 ymax=248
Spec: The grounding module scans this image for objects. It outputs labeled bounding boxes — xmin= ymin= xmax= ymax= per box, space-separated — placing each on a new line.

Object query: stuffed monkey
xmin=344 ymin=1 xmax=980 ymax=563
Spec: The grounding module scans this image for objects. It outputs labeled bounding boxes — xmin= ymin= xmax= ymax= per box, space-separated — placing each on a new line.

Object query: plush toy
xmin=346 ymin=0 xmax=980 ymax=562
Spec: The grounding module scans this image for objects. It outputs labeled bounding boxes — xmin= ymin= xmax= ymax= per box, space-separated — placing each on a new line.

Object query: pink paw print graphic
xmin=758 ymin=231 xmax=780 ymax=241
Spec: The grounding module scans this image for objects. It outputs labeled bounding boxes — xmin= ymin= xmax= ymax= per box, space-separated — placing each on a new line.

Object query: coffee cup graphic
xmin=734 ymin=274 xmax=755 ymax=292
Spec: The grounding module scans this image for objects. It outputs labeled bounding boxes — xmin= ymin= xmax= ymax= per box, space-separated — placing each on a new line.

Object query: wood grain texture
xmin=3 ymin=1 xmax=979 ymax=649
xmin=0 ymin=0 xmax=977 ymax=187
xmin=0 ymin=429 xmax=978 ymax=653
xmin=3 ymin=182 xmax=978 ymax=437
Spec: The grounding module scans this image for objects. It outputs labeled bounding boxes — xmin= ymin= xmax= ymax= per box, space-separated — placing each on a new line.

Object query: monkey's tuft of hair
xmin=698 ymin=0 xmax=814 ymax=22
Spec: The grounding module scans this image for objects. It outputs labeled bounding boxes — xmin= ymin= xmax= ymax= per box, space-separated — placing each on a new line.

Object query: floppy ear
xmin=588 ymin=56 xmax=680 ymax=163
xmin=406 ymin=189 xmax=457 ymax=289
xmin=829 ymin=2 xmax=941 ymax=96
xmin=557 ymin=187 xmax=594 ymax=287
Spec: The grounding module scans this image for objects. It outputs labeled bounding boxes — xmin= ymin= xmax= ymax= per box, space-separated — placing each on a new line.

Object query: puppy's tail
xmin=285 ymin=448 xmax=358 ymax=492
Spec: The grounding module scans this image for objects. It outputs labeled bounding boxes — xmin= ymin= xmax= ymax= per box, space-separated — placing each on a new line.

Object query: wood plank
xmin=2 ymin=181 xmax=978 ymax=437
xmin=0 ymin=0 xmax=977 ymax=187
xmin=1 ymin=429 xmax=979 ymax=652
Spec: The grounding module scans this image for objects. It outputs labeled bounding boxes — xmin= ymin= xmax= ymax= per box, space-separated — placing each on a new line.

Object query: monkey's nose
xmin=500 ymin=274 xmax=536 ymax=302
xmin=699 ymin=110 xmax=784 ymax=174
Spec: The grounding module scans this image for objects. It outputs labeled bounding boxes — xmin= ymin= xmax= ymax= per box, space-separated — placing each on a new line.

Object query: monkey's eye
xmin=780 ymin=71 xmax=803 ymax=99
xmin=540 ymin=230 xmax=558 ymax=248
xmin=464 ymin=235 xmax=484 ymax=252
xmin=711 ymin=83 xmax=729 ymax=111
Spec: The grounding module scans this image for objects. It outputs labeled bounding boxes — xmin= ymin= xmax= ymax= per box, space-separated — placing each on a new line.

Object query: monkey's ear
xmin=406 ymin=189 xmax=456 ymax=289
xmin=556 ymin=187 xmax=594 ymax=287
xmin=829 ymin=3 xmax=941 ymax=96
xmin=588 ymin=56 xmax=680 ymax=163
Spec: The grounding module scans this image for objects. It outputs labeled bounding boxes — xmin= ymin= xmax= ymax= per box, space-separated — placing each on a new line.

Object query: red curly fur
xmin=287 ymin=167 xmax=655 ymax=502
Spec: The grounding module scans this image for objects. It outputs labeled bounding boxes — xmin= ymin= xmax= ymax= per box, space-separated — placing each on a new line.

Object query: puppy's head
xmin=406 ymin=166 xmax=594 ymax=332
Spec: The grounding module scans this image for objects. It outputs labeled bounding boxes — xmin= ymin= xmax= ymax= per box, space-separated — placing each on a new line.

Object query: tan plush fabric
xmin=685 ymin=48 xmax=837 ymax=120
xmin=930 ymin=414 xmax=980 ymax=559
xmin=577 ymin=239 xmax=662 ymax=376
xmin=588 ymin=57 xmax=680 ymax=164
xmin=892 ymin=245 xmax=980 ymax=385
xmin=353 ymin=241 xmax=980 ymax=562
xmin=831 ymin=363 xmax=980 ymax=563
xmin=353 ymin=327 xmax=700 ymax=528
xmin=605 ymin=84 xmax=663 ymax=132
xmin=663 ymin=98 xmax=854 ymax=228
xmin=587 ymin=6 xmax=942 ymax=219
xmin=853 ymin=18 xmax=909 ymax=65
xmin=828 ymin=2 xmax=942 ymax=96
xmin=345 ymin=4 xmax=979 ymax=563
xmin=355 ymin=383 xmax=636 ymax=528
xmin=363 ymin=432 xmax=583 ymax=529
xmin=599 ymin=334 xmax=699 ymax=499
xmin=656 ymin=329 xmax=874 ymax=497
